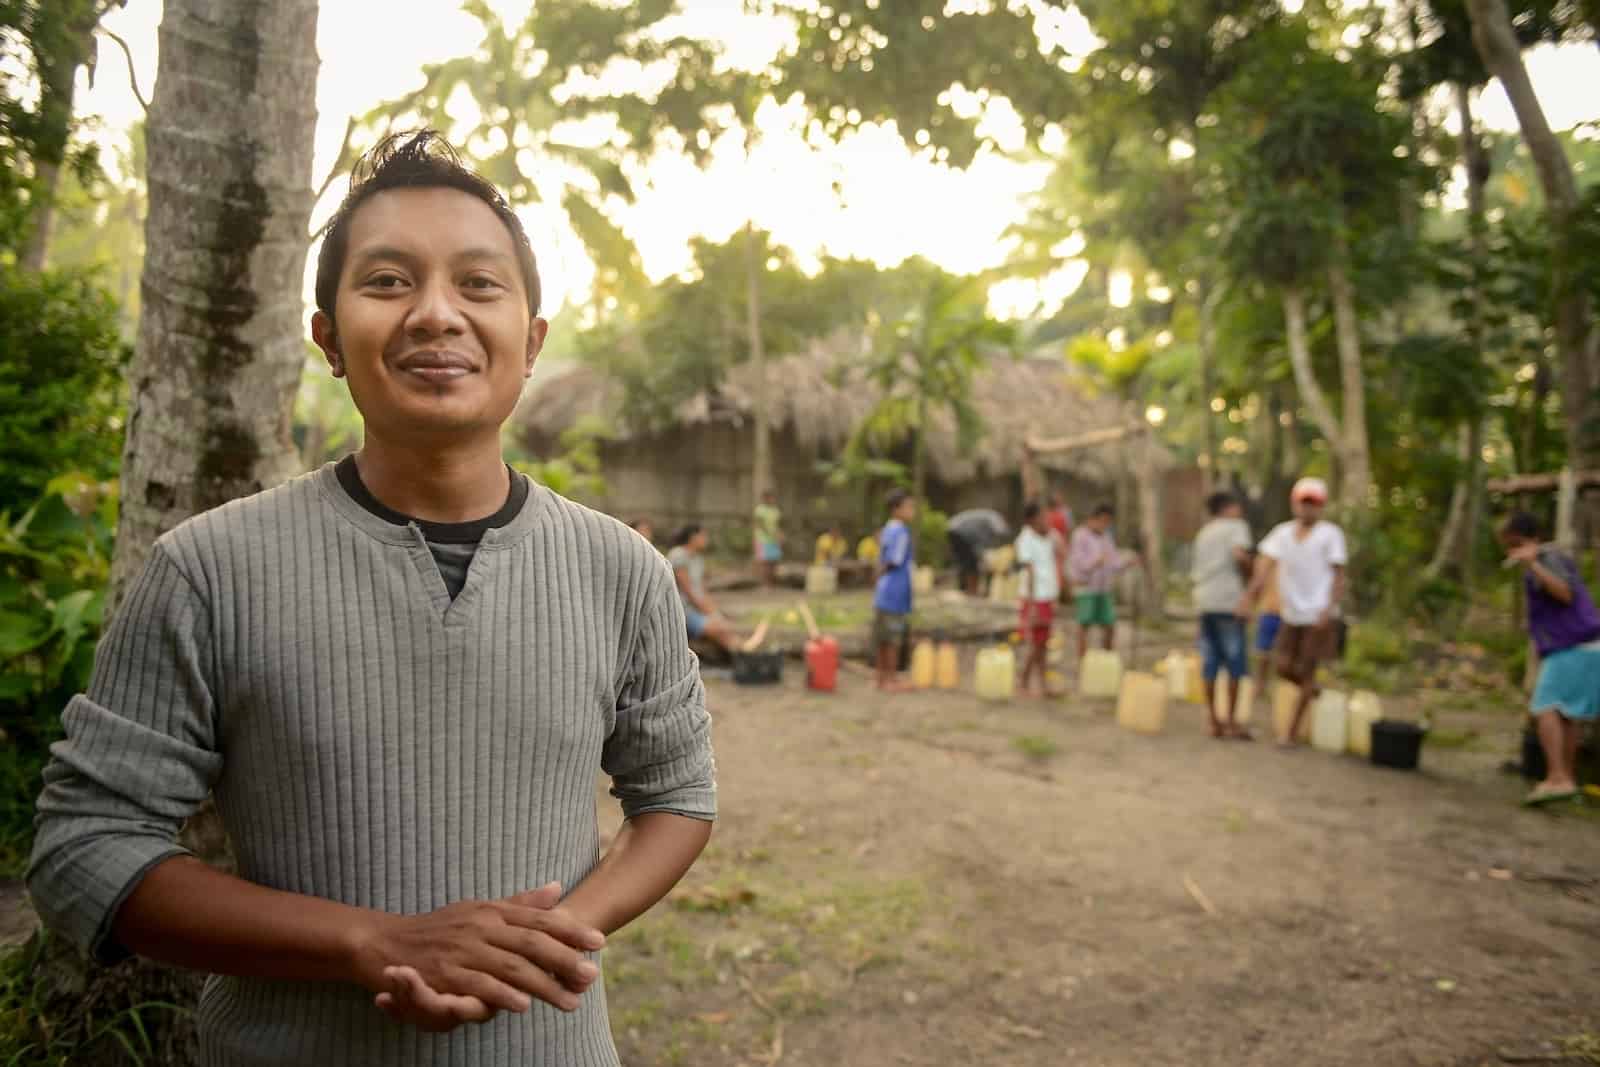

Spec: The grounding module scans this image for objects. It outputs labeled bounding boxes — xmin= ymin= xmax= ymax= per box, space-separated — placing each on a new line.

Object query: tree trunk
xmin=1467 ymin=0 xmax=1598 ymax=478
xmin=1197 ymin=283 xmax=1220 ymax=495
xmin=1280 ymin=286 xmax=1353 ymax=492
xmin=1424 ymin=82 xmax=1493 ymax=587
xmin=911 ymin=389 xmax=927 ymax=505
xmin=1136 ymin=429 xmax=1165 ymax=616
xmin=745 ymin=221 xmax=772 ymax=513
xmin=1325 ymin=252 xmax=1372 ymax=508
xmin=109 ymin=0 xmax=320 ymax=602
xmin=1425 ymin=417 xmax=1485 ymax=581
xmin=20 ymin=1 xmax=102 ymax=271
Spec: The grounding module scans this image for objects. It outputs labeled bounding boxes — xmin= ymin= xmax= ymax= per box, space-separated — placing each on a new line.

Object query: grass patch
xmin=0 ymin=934 xmax=195 ymax=1066
xmin=1011 ymin=735 xmax=1060 ymax=760
xmin=1423 ymin=728 xmax=1482 ymax=750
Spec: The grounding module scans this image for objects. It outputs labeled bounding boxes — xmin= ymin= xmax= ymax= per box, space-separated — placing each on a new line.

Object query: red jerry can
xmin=805 ymin=634 xmax=839 ymax=692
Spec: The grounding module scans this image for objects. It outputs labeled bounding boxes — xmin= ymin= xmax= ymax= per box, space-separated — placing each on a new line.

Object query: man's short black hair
xmin=1092 ymin=503 xmax=1114 ymax=518
xmin=1206 ymin=491 xmax=1237 ymax=516
xmin=314 ymin=130 xmax=542 ymax=327
xmin=1502 ymin=511 xmax=1541 ymax=541
xmin=673 ymin=523 xmax=703 ymax=548
xmin=885 ymin=488 xmax=911 ymax=513
xmin=1022 ymin=501 xmax=1042 ymax=522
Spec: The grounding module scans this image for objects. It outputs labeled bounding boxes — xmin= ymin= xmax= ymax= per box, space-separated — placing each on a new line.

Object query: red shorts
xmin=1019 ymin=600 xmax=1055 ymax=645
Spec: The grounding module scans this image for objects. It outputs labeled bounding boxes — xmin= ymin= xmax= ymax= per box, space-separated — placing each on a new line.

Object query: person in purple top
xmin=1500 ymin=512 xmax=1600 ymax=806
xmin=873 ymin=489 xmax=917 ymax=692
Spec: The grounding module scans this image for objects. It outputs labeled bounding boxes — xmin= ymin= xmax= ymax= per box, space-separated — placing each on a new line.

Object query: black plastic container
xmin=1370 ymin=720 xmax=1425 ymax=770
xmin=1521 ymin=726 xmax=1546 ymax=781
xmin=733 ymin=649 xmax=783 ymax=686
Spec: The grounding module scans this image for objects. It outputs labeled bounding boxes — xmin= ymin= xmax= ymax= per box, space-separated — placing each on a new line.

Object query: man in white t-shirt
xmin=1240 ymin=477 xmax=1347 ymax=747
xmin=1015 ymin=501 xmax=1063 ymax=698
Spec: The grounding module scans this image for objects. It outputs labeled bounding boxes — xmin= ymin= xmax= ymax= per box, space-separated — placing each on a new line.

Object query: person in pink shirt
xmin=1068 ymin=504 xmax=1133 ymax=663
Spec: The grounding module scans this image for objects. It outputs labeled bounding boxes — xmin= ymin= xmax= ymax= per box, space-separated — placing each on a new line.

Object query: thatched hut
xmin=514 ymin=335 xmax=1191 ymax=548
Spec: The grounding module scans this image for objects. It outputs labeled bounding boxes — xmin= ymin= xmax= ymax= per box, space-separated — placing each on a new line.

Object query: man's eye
xmin=365 ymin=274 xmax=406 ymax=289
xmin=464 ymin=276 xmax=501 ymax=290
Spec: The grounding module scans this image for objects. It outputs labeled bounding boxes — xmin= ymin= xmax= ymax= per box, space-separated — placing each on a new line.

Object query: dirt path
xmin=606 ymin=651 xmax=1600 ymax=1066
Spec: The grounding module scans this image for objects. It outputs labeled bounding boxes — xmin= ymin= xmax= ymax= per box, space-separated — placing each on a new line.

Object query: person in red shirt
xmin=1048 ymin=491 xmax=1073 ymax=603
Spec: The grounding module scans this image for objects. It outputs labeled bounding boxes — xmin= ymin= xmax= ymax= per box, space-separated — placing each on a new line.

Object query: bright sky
xmin=80 ymin=1 xmax=1600 ymax=321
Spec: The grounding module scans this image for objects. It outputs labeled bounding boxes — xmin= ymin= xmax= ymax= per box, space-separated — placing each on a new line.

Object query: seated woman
xmin=1500 ymin=512 xmax=1600 ymax=806
xmin=668 ymin=525 xmax=742 ymax=655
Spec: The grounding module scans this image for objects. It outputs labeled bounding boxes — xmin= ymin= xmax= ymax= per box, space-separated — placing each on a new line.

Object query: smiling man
xmin=28 ymin=132 xmax=716 ymax=1066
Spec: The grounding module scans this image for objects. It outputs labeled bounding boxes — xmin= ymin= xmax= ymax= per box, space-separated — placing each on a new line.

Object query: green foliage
xmin=0 ymin=474 xmax=115 ymax=876
xmin=354 ymin=0 xmax=742 ymax=310
xmin=845 ymin=268 xmax=1017 ymax=496
xmin=508 ymin=414 xmax=611 ymax=503
xmin=0 ymin=264 xmax=129 ymax=510
xmin=913 ymin=507 xmax=948 ymax=572
xmin=0 ymin=0 xmax=104 ymax=257
xmin=0 ymin=931 xmax=193 ymax=1066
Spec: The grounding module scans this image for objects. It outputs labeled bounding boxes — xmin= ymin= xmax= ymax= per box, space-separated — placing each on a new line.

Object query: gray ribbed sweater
xmin=28 ymin=464 xmax=716 ymax=1066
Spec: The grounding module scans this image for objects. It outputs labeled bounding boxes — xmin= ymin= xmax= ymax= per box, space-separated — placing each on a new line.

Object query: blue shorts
xmin=1255 ymin=613 xmax=1282 ymax=654
xmin=685 ymin=607 xmax=708 ymax=640
xmin=1532 ymin=640 xmax=1600 ymax=721
xmin=1199 ymin=613 xmax=1249 ymax=681
xmin=759 ymin=541 xmax=781 ymax=563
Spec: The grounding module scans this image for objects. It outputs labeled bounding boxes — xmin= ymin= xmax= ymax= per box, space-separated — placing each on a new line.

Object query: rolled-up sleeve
xmin=604 ymin=561 xmax=716 ymax=822
xmin=26 ymin=546 xmax=222 ymax=963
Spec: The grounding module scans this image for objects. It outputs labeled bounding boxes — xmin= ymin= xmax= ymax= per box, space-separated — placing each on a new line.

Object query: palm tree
xmin=847 ymin=268 xmax=1016 ymax=503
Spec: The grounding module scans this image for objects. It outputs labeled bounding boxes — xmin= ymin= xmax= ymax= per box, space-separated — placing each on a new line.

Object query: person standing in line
xmin=1191 ymin=491 xmax=1254 ymax=738
xmin=1047 ymin=490 xmax=1074 ymax=605
xmin=1249 ymin=550 xmax=1283 ymax=702
xmin=873 ymin=489 xmax=917 ymax=692
xmin=628 ymin=517 xmax=655 ymax=546
xmin=1240 ymin=477 xmax=1347 ymax=749
xmin=1015 ymin=502 xmax=1064 ymax=699
xmin=1499 ymin=512 xmax=1600 ymax=806
xmin=27 ymin=131 xmax=715 ymax=1066
xmin=753 ymin=488 xmax=783 ymax=589
xmin=1068 ymin=504 xmax=1132 ymax=663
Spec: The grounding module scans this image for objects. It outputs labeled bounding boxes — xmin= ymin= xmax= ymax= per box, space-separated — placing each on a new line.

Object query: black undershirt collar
xmin=335 ymin=455 xmax=526 ymax=544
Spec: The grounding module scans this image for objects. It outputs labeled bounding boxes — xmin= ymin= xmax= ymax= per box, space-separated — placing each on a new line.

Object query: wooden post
xmin=1136 ymin=427 xmax=1165 ymax=618
xmin=1020 ymin=445 xmax=1042 ymax=505
xmin=1555 ymin=466 xmax=1577 ymax=551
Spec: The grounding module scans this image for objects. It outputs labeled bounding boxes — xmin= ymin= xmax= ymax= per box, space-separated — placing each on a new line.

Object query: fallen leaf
xmin=1488 ymin=868 xmax=1513 ymax=881
xmin=1435 ymin=978 xmax=1457 ymax=992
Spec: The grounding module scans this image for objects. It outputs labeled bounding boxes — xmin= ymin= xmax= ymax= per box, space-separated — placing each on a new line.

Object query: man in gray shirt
xmin=28 ymin=131 xmax=716 ymax=1065
xmin=1191 ymin=491 xmax=1254 ymax=738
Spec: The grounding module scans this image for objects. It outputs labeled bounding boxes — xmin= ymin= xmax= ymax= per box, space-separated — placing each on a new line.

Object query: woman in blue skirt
xmin=1500 ymin=512 xmax=1600 ymax=806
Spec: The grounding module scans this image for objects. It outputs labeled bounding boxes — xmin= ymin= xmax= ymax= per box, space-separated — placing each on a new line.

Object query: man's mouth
xmin=397 ymin=351 xmax=476 ymax=383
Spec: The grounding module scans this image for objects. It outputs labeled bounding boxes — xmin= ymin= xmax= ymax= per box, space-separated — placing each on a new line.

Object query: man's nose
xmin=405 ymin=274 xmax=467 ymax=338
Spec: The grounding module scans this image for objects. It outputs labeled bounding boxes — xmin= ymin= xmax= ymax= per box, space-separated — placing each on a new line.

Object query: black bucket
xmin=733 ymin=649 xmax=783 ymax=686
xmin=1520 ymin=726 xmax=1546 ymax=781
xmin=1370 ymin=720 xmax=1425 ymax=771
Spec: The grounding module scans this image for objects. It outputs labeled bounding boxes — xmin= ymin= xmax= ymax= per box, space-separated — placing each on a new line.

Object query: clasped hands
xmin=352 ymin=882 xmax=605 ymax=1033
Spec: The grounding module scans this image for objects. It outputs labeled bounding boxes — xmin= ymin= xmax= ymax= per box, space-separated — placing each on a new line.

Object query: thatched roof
xmin=516 ymin=335 xmax=1169 ymax=484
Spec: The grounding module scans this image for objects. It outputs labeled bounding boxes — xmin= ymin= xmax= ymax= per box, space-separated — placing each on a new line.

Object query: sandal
xmin=1521 ymin=786 xmax=1580 ymax=808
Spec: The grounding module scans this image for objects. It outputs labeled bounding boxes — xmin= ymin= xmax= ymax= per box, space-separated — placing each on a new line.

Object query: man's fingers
xmin=396 ymin=968 xmax=498 ymax=1026
xmin=453 ymin=960 xmax=578 ymax=1014
xmin=494 ymin=903 xmax=606 ymax=951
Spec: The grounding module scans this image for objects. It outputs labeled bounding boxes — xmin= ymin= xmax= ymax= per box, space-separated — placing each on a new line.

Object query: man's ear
xmin=311 ymin=311 xmax=344 ymax=377
xmin=525 ymin=317 xmax=549 ymax=379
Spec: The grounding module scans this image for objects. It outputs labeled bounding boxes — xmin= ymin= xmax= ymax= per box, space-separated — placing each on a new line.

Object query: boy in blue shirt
xmin=873 ymin=489 xmax=917 ymax=691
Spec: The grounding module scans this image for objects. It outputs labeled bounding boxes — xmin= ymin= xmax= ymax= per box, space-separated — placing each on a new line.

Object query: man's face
xmin=1293 ymin=496 xmax=1325 ymax=524
xmin=897 ymin=500 xmax=917 ymax=522
xmin=1030 ymin=512 xmax=1051 ymax=534
xmin=312 ymin=186 xmax=546 ymax=443
xmin=1090 ymin=513 xmax=1112 ymax=533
